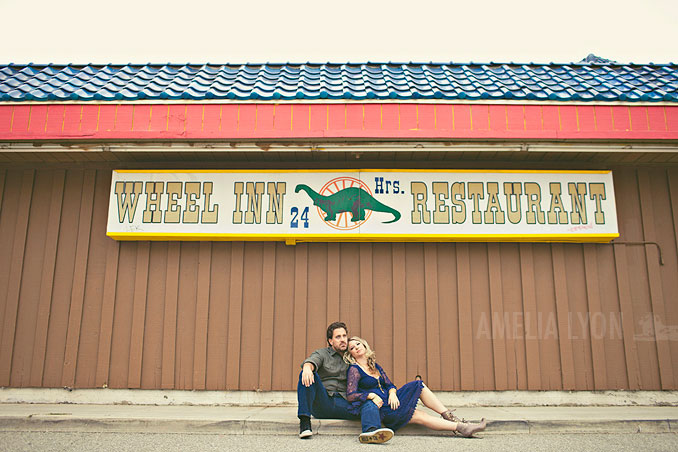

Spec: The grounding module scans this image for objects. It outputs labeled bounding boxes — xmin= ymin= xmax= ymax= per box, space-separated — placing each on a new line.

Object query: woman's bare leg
xmin=418 ymin=384 xmax=448 ymax=414
xmin=409 ymin=409 xmax=457 ymax=431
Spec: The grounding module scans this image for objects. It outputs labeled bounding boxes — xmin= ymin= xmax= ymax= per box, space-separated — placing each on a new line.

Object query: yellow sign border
xmin=109 ymin=169 xmax=617 ymax=243
xmin=115 ymin=169 xmax=612 ymax=174
xmin=107 ymin=232 xmax=619 ymax=243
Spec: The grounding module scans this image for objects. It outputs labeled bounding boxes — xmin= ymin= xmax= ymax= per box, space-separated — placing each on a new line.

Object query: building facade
xmin=1 ymin=62 xmax=677 ymax=392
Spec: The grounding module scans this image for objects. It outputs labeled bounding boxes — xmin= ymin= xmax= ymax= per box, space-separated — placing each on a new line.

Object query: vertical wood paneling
xmin=205 ymin=242 xmax=230 ymax=390
xmin=487 ymin=244 xmax=508 ymax=390
xmin=359 ymin=243 xmax=374 ymax=345
xmin=160 ymin=243 xmax=180 ymax=388
xmin=566 ymin=245 xmax=596 ymax=389
xmin=0 ymin=170 xmax=33 ymax=386
xmin=456 ymin=243 xmax=475 ymax=389
xmin=12 ymin=173 xmax=54 ymax=387
xmin=141 ymin=242 xmax=168 ymax=389
xmin=614 ymin=169 xmax=659 ymax=389
xmin=95 ymin=238 xmax=119 ymax=387
xmin=648 ymin=168 xmax=678 ymax=390
xmin=551 ymin=244 xmax=576 ymax=389
xmin=391 ymin=243 xmax=407 ymax=385
xmin=175 ymin=243 xmax=198 ymax=389
xmin=612 ymin=244 xmax=641 ymax=389
xmin=30 ymin=171 xmax=65 ymax=387
xmin=127 ymin=242 xmax=150 ymax=388
xmin=519 ymin=244 xmax=542 ymax=390
xmin=291 ymin=244 xmax=308 ymax=382
xmin=372 ymin=243 xmax=393 ymax=375
xmin=669 ymin=169 xmax=678 ymax=261
xmin=583 ymin=246 xmax=609 ymax=389
xmin=62 ymin=170 xmax=96 ymax=387
xmin=0 ymin=169 xmax=18 ymax=354
xmin=340 ymin=244 xmax=361 ymax=337
xmin=258 ymin=243 xmax=276 ymax=390
xmin=405 ymin=245 xmax=426 ymax=382
xmin=500 ymin=244 xmax=521 ymax=389
xmin=40 ymin=171 xmax=84 ymax=387
xmin=225 ymin=242 xmax=244 ymax=389
xmin=667 ymin=169 xmax=678 ymax=389
xmin=1 ymin=167 xmax=678 ymax=391
xmin=437 ymin=244 xmax=459 ymax=390
xmin=76 ymin=170 xmax=113 ymax=388
xmin=306 ymin=245 xmax=327 ymax=359
xmin=423 ymin=244 xmax=441 ymax=389
xmin=470 ymin=244 xmax=494 ymax=390
xmin=272 ymin=243 xmax=295 ymax=390
xmin=638 ymin=170 xmax=675 ymax=388
xmin=0 ymin=169 xmax=5 ymax=213
xmin=240 ymin=243 xmax=263 ymax=389
xmin=192 ymin=242 xmax=212 ymax=389
xmin=326 ymin=243 xmax=340 ymax=325
xmin=532 ymin=245 xmax=560 ymax=389
xmin=596 ymin=243 xmax=628 ymax=389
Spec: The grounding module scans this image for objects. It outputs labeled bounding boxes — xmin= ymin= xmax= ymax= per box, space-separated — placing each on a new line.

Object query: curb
xmin=1 ymin=417 xmax=675 ymax=435
xmin=3 ymin=388 xmax=678 ymax=408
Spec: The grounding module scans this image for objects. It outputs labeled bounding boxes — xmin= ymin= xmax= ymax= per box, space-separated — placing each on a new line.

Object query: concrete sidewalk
xmin=1 ymin=404 xmax=677 ymax=435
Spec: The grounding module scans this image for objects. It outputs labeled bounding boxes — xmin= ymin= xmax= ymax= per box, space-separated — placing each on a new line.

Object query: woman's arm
xmin=376 ymin=363 xmax=397 ymax=392
xmin=375 ymin=363 xmax=400 ymax=409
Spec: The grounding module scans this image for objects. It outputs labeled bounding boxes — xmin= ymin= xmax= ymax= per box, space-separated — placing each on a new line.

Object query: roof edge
xmin=2 ymin=61 xmax=677 ymax=67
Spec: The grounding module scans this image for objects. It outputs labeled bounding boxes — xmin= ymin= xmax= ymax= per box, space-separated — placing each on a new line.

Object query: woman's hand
xmin=369 ymin=393 xmax=383 ymax=408
xmin=388 ymin=391 xmax=400 ymax=410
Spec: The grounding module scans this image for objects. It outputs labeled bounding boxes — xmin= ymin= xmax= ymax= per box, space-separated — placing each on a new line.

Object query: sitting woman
xmin=344 ymin=336 xmax=486 ymax=438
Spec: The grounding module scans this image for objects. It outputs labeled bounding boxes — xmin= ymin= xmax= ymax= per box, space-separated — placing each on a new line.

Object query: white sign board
xmin=107 ymin=170 xmax=618 ymax=242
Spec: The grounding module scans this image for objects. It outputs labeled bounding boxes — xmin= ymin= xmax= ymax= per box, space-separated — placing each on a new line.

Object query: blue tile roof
xmin=1 ymin=62 xmax=677 ymax=102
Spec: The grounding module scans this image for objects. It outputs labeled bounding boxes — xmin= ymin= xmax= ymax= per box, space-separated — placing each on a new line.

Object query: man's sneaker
xmin=358 ymin=427 xmax=394 ymax=444
xmin=299 ymin=416 xmax=312 ymax=439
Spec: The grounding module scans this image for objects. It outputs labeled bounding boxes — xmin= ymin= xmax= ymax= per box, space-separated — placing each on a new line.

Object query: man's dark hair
xmin=326 ymin=321 xmax=347 ymax=345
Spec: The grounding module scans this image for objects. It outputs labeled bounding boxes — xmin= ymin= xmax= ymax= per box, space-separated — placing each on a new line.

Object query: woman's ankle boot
xmin=455 ymin=418 xmax=487 ymax=438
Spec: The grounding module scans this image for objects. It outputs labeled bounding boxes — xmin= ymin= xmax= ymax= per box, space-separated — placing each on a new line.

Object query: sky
xmin=1 ymin=0 xmax=677 ymax=65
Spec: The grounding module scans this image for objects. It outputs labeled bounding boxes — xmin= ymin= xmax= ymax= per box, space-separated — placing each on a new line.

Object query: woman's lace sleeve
xmin=346 ymin=365 xmax=370 ymax=403
xmin=377 ymin=363 xmax=397 ymax=392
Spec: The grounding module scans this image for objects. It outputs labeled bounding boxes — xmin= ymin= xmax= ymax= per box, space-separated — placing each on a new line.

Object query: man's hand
xmin=301 ymin=363 xmax=315 ymax=387
xmin=388 ymin=391 xmax=400 ymax=410
xmin=369 ymin=393 xmax=383 ymax=408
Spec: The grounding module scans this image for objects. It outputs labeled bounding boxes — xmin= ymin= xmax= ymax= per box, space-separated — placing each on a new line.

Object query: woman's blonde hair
xmin=343 ymin=336 xmax=377 ymax=372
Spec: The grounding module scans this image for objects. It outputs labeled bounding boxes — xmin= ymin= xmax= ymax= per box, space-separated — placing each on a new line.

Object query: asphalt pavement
xmin=2 ymin=431 xmax=678 ymax=452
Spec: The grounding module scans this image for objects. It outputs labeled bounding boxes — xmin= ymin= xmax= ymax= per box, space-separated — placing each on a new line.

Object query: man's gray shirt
xmin=302 ymin=346 xmax=349 ymax=399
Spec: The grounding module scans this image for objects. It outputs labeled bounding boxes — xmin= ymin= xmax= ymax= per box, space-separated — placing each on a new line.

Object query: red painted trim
xmin=1 ymin=104 xmax=678 ymax=141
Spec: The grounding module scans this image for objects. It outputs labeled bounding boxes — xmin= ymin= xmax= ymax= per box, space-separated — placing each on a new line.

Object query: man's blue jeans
xmin=297 ymin=371 xmax=381 ymax=433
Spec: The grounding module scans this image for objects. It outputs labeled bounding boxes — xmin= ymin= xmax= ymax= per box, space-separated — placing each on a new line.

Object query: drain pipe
xmin=613 ymin=241 xmax=664 ymax=266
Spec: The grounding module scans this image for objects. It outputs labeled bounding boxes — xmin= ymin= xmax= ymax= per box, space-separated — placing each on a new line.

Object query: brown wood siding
xmin=1 ymin=167 xmax=678 ymax=390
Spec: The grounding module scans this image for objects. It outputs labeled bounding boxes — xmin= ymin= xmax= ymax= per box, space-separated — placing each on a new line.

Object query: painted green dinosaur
xmin=295 ymin=184 xmax=401 ymax=224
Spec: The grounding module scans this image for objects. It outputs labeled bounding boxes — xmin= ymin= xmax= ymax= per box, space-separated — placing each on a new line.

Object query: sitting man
xmin=298 ymin=321 xmax=394 ymax=443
